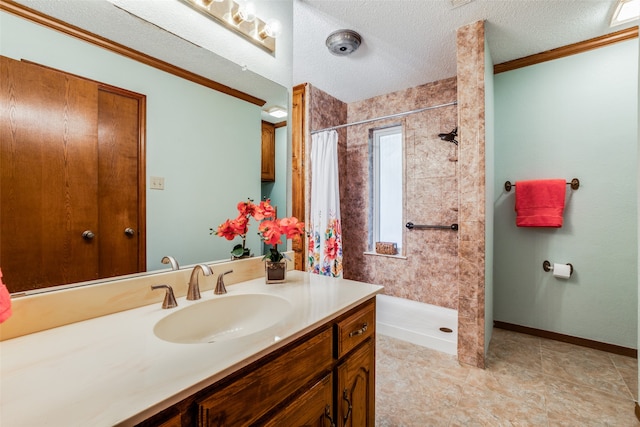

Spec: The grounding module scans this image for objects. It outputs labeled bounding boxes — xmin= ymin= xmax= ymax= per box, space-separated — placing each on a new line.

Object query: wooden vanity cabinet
xmin=135 ymin=298 xmax=376 ymax=427
xmin=334 ymin=299 xmax=376 ymax=427
xmin=261 ymin=121 xmax=276 ymax=182
xmin=198 ymin=328 xmax=333 ymax=426
xmin=262 ymin=374 xmax=334 ymax=427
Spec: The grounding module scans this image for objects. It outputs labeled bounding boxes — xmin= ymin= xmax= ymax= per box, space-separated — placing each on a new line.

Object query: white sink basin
xmin=153 ymin=294 xmax=293 ymax=344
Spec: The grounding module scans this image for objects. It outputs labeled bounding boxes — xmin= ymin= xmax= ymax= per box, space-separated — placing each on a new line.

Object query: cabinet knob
xmin=124 ymin=227 xmax=135 ymax=236
xmin=82 ymin=230 xmax=95 ymax=240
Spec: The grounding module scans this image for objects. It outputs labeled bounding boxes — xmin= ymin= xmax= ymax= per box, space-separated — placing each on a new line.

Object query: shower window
xmin=370 ymin=125 xmax=404 ymax=254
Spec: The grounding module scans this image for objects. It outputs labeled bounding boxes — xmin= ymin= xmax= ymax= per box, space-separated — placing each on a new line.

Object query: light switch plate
xmin=150 ymin=176 xmax=165 ymax=190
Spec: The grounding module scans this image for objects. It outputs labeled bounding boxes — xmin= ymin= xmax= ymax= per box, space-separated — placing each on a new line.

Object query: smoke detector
xmin=326 ymin=29 xmax=362 ymax=56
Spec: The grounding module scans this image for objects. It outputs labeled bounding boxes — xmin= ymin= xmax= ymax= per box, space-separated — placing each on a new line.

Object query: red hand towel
xmin=515 ymin=179 xmax=566 ymax=227
xmin=0 ymin=268 xmax=12 ymax=323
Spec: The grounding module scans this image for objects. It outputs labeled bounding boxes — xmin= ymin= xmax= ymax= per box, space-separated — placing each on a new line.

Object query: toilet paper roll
xmin=553 ymin=263 xmax=571 ymax=279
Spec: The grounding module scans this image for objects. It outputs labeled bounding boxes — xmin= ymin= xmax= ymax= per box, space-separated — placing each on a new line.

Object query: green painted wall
xmin=1 ymin=11 xmax=263 ymax=271
xmin=494 ymin=39 xmax=638 ymax=348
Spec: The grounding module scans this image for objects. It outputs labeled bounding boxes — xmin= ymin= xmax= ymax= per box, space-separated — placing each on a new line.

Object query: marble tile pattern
xmin=456 ymin=20 xmax=487 ymax=368
xmin=340 ymin=77 xmax=459 ymax=309
xmin=376 ymin=330 xmax=640 ymax=426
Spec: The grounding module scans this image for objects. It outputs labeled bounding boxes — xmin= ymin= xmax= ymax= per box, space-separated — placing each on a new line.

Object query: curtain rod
xmin=310 ymin=101 xmax=457 ymax=135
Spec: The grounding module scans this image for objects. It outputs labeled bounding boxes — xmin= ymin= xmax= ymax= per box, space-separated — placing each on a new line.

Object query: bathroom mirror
xmin=0 ymin=0 xmax=292 ymax=294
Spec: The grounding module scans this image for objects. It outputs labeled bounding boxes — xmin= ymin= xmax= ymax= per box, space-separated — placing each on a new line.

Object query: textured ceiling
xmin=293 ymin=0 xmax=638 ymax=103
xmin=8 ymin=0 xmax=638 ymax=108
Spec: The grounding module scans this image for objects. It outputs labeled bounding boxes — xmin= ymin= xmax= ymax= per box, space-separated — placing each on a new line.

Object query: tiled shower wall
xmin=456 ymin=21 xmax=487 ymax=368
xmin=308 ymin=80 xmax=458 ymax=309
xmin=342 ymin=78 xmax=460 ymax=309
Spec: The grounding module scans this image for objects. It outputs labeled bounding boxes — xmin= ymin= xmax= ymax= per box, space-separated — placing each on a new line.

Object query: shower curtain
xmin=309 ymin=130 xmax=343 ymax=277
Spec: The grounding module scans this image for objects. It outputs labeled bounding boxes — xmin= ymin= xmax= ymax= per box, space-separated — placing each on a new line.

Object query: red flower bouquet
xmin=212 ymin=198 xmax=304 ymax=261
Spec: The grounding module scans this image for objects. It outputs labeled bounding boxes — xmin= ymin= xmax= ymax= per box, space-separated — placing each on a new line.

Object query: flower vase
xmin=265 ymin=260 xmax=287 ymax=284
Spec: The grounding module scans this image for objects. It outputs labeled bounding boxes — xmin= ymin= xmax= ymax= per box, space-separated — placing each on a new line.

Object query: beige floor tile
xmin=618 ymin=367 xmax=639 ymax=401
xmin=376 ymin=329 xmax=639 ymax=426
xmin=610 ymin=353 xmax=638 ymax=371
xmin=377 ymin=334 xmax=471 ymax=383
xmin=487 ymin=335 xmax=543 ymax=372
xmin=541 ymin=348 xmax=632 ymax=399
xmin=545 ymin=376 xmax=639 ymax=426
xmin=540 ymin=338 xmax=616 ymax=363
xmin=491 ymin=328 xmax=542 ymax=347
xmin=449 ymin=383 xmax=550 ymax=426
xmin=465 ymin=363 xmax=547 ymax=410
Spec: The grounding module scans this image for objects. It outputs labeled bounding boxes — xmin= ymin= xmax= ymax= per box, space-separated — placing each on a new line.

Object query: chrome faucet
xmin=215 ymin=270 xmax=233 ymax=295
xmin=161 ymin=255 xmax=180 ymax=271
xmin=187 ymin=264 xmax=212 ymax=300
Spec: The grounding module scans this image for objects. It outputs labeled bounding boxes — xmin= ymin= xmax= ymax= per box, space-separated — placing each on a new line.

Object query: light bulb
xmin=233 ymin=1 xmax=256 ymax=24
xmin=260 ymin=18 xmax=282 ymax=39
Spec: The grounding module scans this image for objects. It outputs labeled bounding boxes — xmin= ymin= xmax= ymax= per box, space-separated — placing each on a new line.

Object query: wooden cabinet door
xmin=263 ymin=374 xmax=334 ymax=427
xmin=261 ymin=120 xmax=275 ymax=182
xmin=0 ymin=56 xmax=99 ymax=291
xmin=336 ymin=339 xmax=375 ymax=427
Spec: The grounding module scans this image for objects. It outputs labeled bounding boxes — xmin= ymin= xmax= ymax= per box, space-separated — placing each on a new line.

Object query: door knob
xmin=82 ymin=230 xmax=95 ymax=240
xmin=124 ymin=227 xmax=135 ymax=236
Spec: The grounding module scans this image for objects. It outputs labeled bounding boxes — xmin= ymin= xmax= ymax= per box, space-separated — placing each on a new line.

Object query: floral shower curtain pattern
xmin=309 ymin=130 xmax=343 ymax=277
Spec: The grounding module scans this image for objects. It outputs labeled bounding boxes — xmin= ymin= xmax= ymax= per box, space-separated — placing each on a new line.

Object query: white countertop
xmin=0 ymin=272 xmax=382 ymax=426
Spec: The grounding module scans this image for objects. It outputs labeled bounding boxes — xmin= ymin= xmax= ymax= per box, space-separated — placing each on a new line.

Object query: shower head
xmin=438 ymin=127 xmax=458 ymax=145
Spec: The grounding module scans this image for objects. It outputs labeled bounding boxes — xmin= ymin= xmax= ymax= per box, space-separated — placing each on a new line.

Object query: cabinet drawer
xmin=197 ymin=328 xmax=333 ymax=426
xmin=335 ymin=301 xmax=375 ymax=359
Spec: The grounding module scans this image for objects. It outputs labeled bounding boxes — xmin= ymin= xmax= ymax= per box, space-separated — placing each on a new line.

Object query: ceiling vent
xmin=326 ymin=29 xmax=362 ymax=56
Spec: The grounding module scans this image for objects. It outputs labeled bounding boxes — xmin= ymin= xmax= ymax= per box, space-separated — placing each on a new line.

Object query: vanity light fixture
xmin=195 ymin=0 xmax=222 ymax=7
xmin=180 ymin=0 xmax=280 ymax=54
xmin=258 ymin=18 xmax=283 ymax=40
xmin=266 ymin=106 xmax=287 ymax=119
xmin=232 ymin=1 xmax=256 ymax=24
xmin=611 ymin=0 xmax=640 ymax=26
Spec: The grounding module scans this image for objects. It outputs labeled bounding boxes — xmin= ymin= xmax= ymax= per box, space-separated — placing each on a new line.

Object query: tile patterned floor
xmin=376 ymin=328 xmax=639 ymax=426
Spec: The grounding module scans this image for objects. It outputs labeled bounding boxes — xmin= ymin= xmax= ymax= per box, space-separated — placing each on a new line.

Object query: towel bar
xmin=504 ymin=178 xmax=579 ymax=192
xmin=405 ymin=222 xmax=458 ymax=231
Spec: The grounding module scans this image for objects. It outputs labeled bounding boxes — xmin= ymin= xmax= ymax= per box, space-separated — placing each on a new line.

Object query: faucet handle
xmin=151 ymin=285 xmax=178 ymax=309
xmin=215 ymin=270 xmax=233 ymax=295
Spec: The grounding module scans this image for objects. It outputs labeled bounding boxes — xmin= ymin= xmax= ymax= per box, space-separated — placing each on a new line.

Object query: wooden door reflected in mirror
xmin=0 ymin=56 xmax=146 ymax=293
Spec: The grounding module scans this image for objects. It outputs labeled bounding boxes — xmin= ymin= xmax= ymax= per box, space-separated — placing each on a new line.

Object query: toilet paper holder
xmin=543 ymin=260 xmax=573 ymax=276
